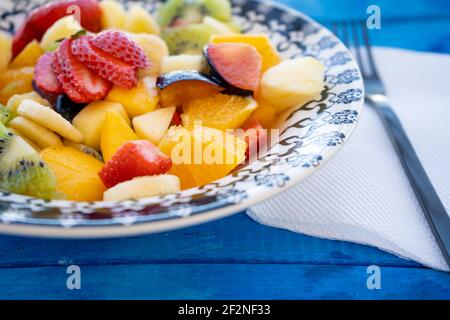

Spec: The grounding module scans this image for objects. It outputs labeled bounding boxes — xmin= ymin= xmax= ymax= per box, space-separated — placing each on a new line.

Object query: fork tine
xmin=360 ymin=20 xmax=380 ymax=78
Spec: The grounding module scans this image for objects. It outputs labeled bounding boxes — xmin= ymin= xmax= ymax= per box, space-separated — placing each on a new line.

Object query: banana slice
xmin=161 ymin=55 xmax=205 ymax=74
xmin=8 ymin=116 xmax=63 ymax=148
xmin=104 ymin=175 xmax=180 ymax=201
xmin=8 ymin=127 xmax=42 ymax=152
xmin=17 ymin=99 xmax=83 ymax=142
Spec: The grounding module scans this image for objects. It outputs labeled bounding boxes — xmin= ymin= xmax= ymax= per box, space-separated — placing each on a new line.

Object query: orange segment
xmin=182 ymin=94 xmax=257 ymax=131
xmin=159 ymin=80 xmax=223 ymax=108
xmin=158 ymin=126 xmax=246 ymax=190
xmin=100 ymin=110 xmax=139 ymax=161
xmin=248 ymin=99 xmax=278 ymax=128
xmin=40 ymin=146 xmax=105 ymax=201
xmin=211 ymin=34 xmax=281 ymax=72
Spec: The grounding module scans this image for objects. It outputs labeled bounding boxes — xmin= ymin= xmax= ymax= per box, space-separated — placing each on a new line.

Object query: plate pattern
xmin=0 ymin=0 xmax=363 ymax=229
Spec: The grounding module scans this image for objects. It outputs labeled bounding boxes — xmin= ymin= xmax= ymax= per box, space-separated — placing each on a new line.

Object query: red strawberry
xmin=91 ymin=30 xmax=150 ymax=69
xmin=34 ymin=52 xmax=63 ymax=94
xmin=58 ymin=39 xmax=112 ymax=101
xmin=99 ymin=140 xmax=172 ymax=188
xmin=51 ymin=49 xmax=91 ymax=103
xmin=12 ymin=0 xmax=101 ymax=57
xmin=71 ymin=35 xmax=138 ymax=89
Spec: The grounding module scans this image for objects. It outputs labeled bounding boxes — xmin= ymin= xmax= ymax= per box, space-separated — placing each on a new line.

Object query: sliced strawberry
xmin=12 ymin=0 xmax=101 ymax=57
xmin=51 ymin=49 xmax=91 ymax=104
xmin=99 ymin=140 xmax=172 ymax=189
xmin=34 ymin=53 xmax=63 ymax=94
xmin=71 ymin=35 xmax=138 ymax=89
xmin=58 ymin=39 xmax=112 ymax=101
xmin=91 ymin=30 xmax=150 ymax=69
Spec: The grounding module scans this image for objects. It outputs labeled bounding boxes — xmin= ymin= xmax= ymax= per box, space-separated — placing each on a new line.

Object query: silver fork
xmin=334 ymin=21 xmax=450 ymax=268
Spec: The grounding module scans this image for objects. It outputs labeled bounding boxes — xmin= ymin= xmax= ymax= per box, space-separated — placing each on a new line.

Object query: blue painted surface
xmin=1 ymin=0 xmax=450 ymax=299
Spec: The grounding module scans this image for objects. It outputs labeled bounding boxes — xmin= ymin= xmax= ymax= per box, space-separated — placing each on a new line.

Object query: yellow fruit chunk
xmin=0 ymin=66 xmax=34 ymax=89
xmin=131 ymin=34 xmax=169 ymax=77
xmin=99 ymin=0 xmax=127 ymax=29
xmin=0 ymin=79 xmax=33 ymax=104
xmin=248 ymin=100 xmax=278 ymax=128
xmin=106 ymin=76 xmax=159 ymax=117
xmin=211 ymin=34 xmax=281 ymax=73
xmin=124 ymin=6 xmax=161 ymax=35
xmin=158 ymin=126 xmax=246 ymax=190
xmin=182 ymin=94 xmax=257 ymax=131
xmin=40 ymin=15 xmax=83 ymax=51
xmin=8 ymin=128 xmax=42 ymax=152
xmin=73 ymin=101 xmax=130 ymax=150
xmin=6 ymin=91 xmax=50 ymax=113
xmin=10 ymin=40 xmax=43 ymax=68
xmin=8 ymin=116 xmax=63 ymax=148
xmin=259 ymin=57 xmax=325 ymax=112
xmin=0 ymin=32 xmax=12 ymax=71
xmin=133 ymin=107 xmax=175 ymax=145
xmin=101 ymin=110 xmax=139 ymax=162
xmin=41 ymin=146 xmax=105 ymax=201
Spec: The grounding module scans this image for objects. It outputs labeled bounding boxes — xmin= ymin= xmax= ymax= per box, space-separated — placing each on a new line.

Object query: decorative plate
xmin=0 ymin=0 xmax=364 ymax=238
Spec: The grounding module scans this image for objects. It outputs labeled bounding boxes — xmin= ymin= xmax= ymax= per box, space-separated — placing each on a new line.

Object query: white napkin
xmin=247 ymin=47 xmax=450 ymax=272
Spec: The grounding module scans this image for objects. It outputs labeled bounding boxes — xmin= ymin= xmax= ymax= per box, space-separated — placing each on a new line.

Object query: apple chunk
xmin=133 ymin=107 xmax=176 ymax=145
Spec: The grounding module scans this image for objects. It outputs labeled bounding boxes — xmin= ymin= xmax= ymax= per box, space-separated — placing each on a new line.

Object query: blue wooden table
xmin=1 ymin=0 xmax=450 ymax=299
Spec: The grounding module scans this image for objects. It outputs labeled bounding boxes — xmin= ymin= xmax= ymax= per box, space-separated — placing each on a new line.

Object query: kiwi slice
xmin=203 ymin=0 xmax=231 ymax=22
xmin=158 ymin=0 xmax=203 ymax=27
xmin=158 ymin=0 xmax=232 ymax=27
xmin=162 ymin=23 xmax=217 ymax=55
xmin=0 ymin=105 xmax=14 ymax=125
xmin=0 ymin=123 xmax=57 ymax=199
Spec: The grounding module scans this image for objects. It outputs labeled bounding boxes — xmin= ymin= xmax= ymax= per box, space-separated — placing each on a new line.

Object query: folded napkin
xmin=247 ymin=47 xmax=450 ymax=272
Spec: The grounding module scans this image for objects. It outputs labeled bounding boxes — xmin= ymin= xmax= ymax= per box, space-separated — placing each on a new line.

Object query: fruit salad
xmin=0 ymin=0 xmax=325 ymax=202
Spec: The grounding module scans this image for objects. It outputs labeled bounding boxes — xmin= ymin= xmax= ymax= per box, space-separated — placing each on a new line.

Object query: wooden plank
xmin=0 ymin=264 xmax=448 ymax=299
xmin=0 ymin=214 xmax=420 ymax=268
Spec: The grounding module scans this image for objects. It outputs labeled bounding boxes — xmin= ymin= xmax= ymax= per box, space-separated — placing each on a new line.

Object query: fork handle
xmin=368 ymin=96 xmax=450 ymax=268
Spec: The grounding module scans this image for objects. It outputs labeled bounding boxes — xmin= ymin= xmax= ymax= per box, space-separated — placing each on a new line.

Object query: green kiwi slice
xmin=0 ymin=123 xmax=57 ymax=200
xmin=0 ymin=105 xmax=14 ymax=125
xmin=158 ymin=0 xmax=232 ymax=27
xmin=203 ymin=0 xmax=231 ymax=22
xmin=162 ymin=23 xmax=217 ymax=55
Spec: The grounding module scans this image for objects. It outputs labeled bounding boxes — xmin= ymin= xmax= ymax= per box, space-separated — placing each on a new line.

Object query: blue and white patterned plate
xmin=0 ymin=0 xmax=363 ymax=238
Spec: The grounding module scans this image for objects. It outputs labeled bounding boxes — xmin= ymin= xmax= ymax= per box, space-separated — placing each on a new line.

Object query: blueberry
xmin=55 ymin=95 xmax=86 ymax=122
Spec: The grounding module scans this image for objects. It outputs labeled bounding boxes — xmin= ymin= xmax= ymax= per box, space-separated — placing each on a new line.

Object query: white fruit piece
xmin=160 ymin=55 xmax=205 ymax=74
xmin=7 ymin=91 xmax=50 ymax=113
xmin=99 ymin=0 xmax=127 ymax=30
xmin=8 ymin=116 xmax=62 ymax=148
xmin=0 ymin=32 xmax=12 ymax=71
xmin=104 ymin=175 xmax=181 ymax=201
xmin=8 ymin=128 xmax=42 ymax=152
xmin=203 ymin=16 xmax=236 ymax=35
xmin=40 ymin=15 xmax=83 ymax=51
xmin=17 ymin=99 xmax=83 ymax=142
xmin=259 ymin=57 xmax=325 ymax=112
xmin=124 ymin=6 xmax=161 ymax=35
xmin=132 ymin=33 xmax=169 ymax=77
xmin=133 ymin=107 xmax=176 ymax=145
xmin=72 ymin=101 xmax=130 ymax=149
